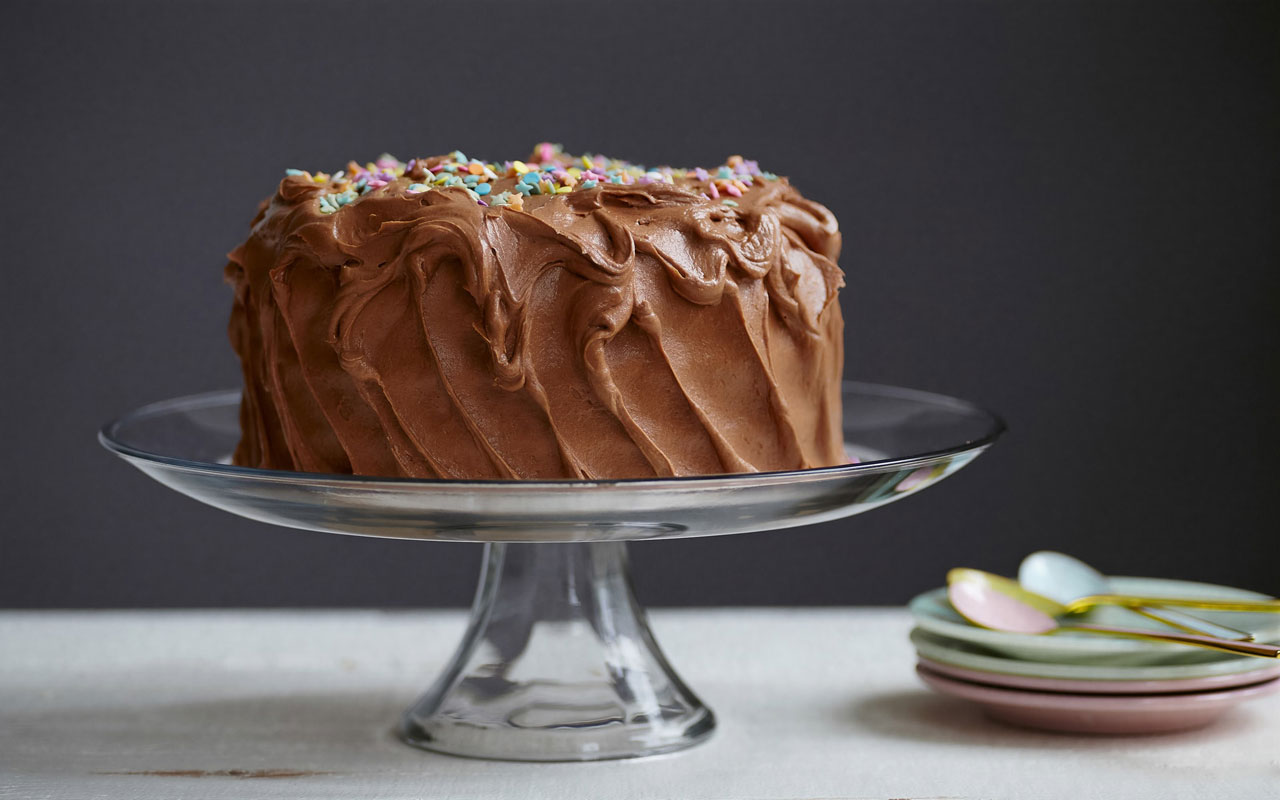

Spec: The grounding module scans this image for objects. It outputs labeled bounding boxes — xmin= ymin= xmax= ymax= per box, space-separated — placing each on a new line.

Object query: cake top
xmin=280 ymin=142 xmax=784 ymax=215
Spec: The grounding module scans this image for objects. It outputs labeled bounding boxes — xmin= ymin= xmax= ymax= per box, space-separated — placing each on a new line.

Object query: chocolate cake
xmin=225 ymin=144 xmax=845 ymax=479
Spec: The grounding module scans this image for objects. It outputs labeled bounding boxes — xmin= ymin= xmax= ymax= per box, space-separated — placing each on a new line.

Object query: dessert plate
xmin=910 ymin=628 xmax=1280 ymax=683
xmin=916 ymin=655 xmax=1280 ymax=695
xmin=909 ymin=577 xmax=1280 ymax=664
xmin=915 ymin=665 xmax=1279 ymax=734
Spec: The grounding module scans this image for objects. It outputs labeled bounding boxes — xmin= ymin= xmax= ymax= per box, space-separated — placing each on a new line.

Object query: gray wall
xmin=2 ymin=0 xmax=1276 ymax=608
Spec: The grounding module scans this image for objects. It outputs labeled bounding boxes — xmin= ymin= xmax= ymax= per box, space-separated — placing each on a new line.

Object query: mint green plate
xmin=908 ymin=576 xmax=1280 ymax=665
xmin=910 ymin=628 xmax=1280 ymax=682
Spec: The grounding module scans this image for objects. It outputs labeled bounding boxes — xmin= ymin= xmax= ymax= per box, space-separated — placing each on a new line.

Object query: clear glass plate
xmin=100 ymin=382 xmax=1003 ymax=543
xmin=100 ymin=381 xmax=1003 ymax=762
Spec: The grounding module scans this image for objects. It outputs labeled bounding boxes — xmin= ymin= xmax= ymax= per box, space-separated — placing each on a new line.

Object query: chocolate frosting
xmin=226 ymin=147 xmax=845 ymax=479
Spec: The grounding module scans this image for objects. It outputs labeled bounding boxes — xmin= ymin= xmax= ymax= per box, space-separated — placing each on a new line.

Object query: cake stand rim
xmin=98 ymin=380 xmax=1006 ymax=492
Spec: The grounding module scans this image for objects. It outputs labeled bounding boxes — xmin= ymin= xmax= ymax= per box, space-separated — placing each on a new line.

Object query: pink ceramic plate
xmin=917 ymin=656 xmax=1280 ymax=695
xmin=916 ymin=664 xmax=1279 ymax=734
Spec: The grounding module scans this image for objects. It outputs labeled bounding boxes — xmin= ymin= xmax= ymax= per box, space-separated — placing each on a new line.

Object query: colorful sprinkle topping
xmin=282 ymin=144 xmax=782 ymax=215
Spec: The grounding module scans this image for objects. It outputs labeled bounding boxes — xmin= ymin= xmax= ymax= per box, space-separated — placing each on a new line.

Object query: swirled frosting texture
xmin=226 ymin=147 xmax=845 ymax=478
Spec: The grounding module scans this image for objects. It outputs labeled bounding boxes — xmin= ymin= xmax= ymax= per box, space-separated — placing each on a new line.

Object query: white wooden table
xmin=1 ymin=609 xmax=1276 ymax=799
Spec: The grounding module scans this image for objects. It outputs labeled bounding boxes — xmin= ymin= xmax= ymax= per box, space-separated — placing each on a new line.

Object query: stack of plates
xmin=909 ymin=576 xmax=1280 ymax=734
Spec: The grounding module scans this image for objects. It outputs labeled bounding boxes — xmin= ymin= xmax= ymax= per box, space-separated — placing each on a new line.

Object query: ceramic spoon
xmin=1012 ymin=558 xmax=1280 ymax=614
xmin=947 ymin=568 xmax=1063 ymax=615
xmin=947 ymin=575 xmax=1280 ymax=658
xmin=1018 ymin=551 xmax=1254 ymax=641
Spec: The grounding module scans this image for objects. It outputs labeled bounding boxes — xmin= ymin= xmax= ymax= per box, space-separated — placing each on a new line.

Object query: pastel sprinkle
xmin=303 ymin=144 xmax=780 ymax=215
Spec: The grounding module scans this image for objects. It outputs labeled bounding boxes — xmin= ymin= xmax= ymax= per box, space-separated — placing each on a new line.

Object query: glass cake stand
xmin=99 ymin=382 xmax=1003 ymax=762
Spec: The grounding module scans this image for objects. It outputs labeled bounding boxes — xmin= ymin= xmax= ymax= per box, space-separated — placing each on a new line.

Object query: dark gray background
xmin=2 ymin=0 xmax=1276 ymax=608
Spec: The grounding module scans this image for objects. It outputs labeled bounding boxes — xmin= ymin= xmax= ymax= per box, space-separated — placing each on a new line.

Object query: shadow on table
xmin=5 ymin=690 xmax=435 ymax=778
xmin=848 ymin=690 xmax=1266 ymax=750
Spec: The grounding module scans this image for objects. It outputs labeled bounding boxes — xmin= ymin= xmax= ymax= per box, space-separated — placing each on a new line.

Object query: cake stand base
xmin=398 ymin=542 xmax=714 ymax=761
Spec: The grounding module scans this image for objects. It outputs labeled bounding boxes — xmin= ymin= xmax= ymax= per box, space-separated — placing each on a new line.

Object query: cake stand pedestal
xmin=400 ymin=541 xmax=711 ymax=760
xmin=100 ymin=382 xmax=1003 ymax=761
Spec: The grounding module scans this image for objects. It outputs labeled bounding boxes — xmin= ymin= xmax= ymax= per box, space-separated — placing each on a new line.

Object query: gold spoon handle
xmin=1129 ymin=606 xmax=1256 ymax=641
xmin=1068 ymin=594 xmax=1280 ymax=613
xmin=1065 ymin=623 xmax=1280 ymax=658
